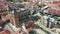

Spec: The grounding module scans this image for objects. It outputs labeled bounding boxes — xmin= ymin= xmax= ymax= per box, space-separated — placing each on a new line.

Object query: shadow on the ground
xmin=29 ymin=30 xmax=38 ymax=34
xmin=33 ymin=24 xmax=40 ymax=29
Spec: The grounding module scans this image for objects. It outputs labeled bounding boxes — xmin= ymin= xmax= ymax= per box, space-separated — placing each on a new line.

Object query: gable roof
xmin=0 ymin=30 xmax=10 ymax=34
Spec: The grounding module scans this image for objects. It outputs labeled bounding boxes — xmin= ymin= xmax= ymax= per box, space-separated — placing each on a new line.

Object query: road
xmin=34 ymin=21 xmax=58 ymax=34
xmin=34 ymin=21 xmax=48 ymax=34
xmin=34 ymin=29 xmax=47 ymax=34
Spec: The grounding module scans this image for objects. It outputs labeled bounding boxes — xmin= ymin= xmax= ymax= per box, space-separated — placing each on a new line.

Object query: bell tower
xmin=8 ymin=8 xmax=19 ymax=27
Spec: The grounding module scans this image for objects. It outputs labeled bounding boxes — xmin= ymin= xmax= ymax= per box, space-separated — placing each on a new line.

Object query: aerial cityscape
xmin=0 ymin=0 xmax=60 ymax=34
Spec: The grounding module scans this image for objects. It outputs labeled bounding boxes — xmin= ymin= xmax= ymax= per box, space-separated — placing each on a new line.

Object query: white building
xmin=43 ymin=15 xmax=48 ymax=27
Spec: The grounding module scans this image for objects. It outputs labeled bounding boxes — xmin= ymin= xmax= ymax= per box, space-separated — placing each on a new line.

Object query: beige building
xmin=8 ymin=10 xmax=19 ymax=27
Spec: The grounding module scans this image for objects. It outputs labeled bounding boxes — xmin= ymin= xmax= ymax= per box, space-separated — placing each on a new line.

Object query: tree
xmin=7 ymin=0 xmax=13 ymax=2
xmin=40 ymin=12 xmax=44 ymax=16
xmin=57 ymin=19 xmax=60 ymax=22
xmin=54 ymin=16 xmax=60 ymax=22
xmin=37 ymin=4 xmax=46 ymax=8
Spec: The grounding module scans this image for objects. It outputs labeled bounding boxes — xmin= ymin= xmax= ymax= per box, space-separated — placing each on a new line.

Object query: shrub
xmin=37 ymin=25 xmax=50 ymax=34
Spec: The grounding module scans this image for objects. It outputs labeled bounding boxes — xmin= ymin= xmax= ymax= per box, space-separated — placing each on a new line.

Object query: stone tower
xmin=8 ymin=9 xmax=19 ymax=27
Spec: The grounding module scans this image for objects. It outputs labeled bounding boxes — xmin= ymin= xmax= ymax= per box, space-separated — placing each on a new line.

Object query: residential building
xmin=43 ymin=15 xmax=55 ymax=28
xmin=0 ymin=27 xmax=3 ymax=32
xmin=0 ymin=30 xmax=10 ymax=34
xmin=0 ymin=0 xmax=8 ymax=10
xmin=43 ymin=15 xmax=48 ymax=27
xmin=0 ymin=0 xmax=11 ymax=30
xmin=0 ymin=26 xmax=10 ymax=34
xmin=8 ymin=7 xmax=31 ymax=27
xmin=48 ymin=8 xmax=60 ymax=16
xmin=12 ymin=0 xmax=33 ymax=2
xmin=44 ymin=0 xmax=60 ymax=16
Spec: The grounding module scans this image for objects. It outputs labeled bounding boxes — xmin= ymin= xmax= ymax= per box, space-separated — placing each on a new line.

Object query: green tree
xmin=58 ymin=32 xmax=60 ymax=34
xmin=54 ymin=16 xmax=60 ymax=22
xmin=7 ymin=0 xmax=13 ymax=2
xmin=40 ymin=12 xmax=44 ymax=16
xmin=37 ymin=4 xmax=46 ymax=8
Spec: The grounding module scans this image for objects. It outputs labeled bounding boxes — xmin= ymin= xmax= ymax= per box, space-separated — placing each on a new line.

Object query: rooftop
xmin=48 ymin=8 xmax=60 ymax=16
xmin=44 ymin=0 xmax=60 ymax=16
xmin=0 ymin=0 xmax=8 ymax=10
xmin=0 ymin=30 xmax=10 ymax=34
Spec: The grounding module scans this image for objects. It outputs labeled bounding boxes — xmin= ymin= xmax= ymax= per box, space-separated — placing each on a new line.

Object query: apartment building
xmin=44 ymin=0 xmax=60 ymax=16
xmin=8 ymin=7 xmax=31 ymax=27
xmin=42 ymin=0 xmax=60 ymax=29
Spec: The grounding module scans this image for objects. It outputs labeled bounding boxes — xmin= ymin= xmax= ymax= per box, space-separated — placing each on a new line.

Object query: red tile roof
xmin=48 ymin=8 xmax=60 ymax=16
xmin=25 ymin=21 xmax=35 ymax=29
xmin=0 ymin=0 xmax=5 ymax=2
xmin=0 ymin=30 xmax=10 ymax=34
xmin=0 ymin=27 xmax=3 ymax=32
xmin=1 ymin=15 xmax=9 ymax=21
xmin=13 ymin=30 xmax=27 ymax=34
xmin=0 ymin=0 xmax=8 ymax=10
xmin=44 ymin=0 xmax=60 ymax=16
xmin=0 ymin=26 xmax=10 ymax=34
xmin=27 ymin=27 xmax=33 ymax=32
xmin=0 ymin=19 xmax=3 ymax=24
